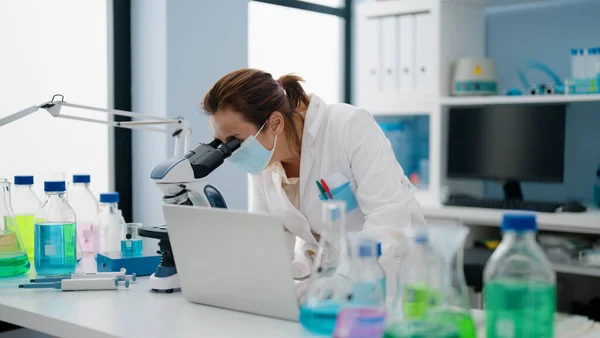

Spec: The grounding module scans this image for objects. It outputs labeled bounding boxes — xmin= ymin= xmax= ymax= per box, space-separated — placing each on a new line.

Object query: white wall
xmin=0 ymin=0 xmax=110 ymax=198
xmin=131 ymin=0 xmax=249 ymax=227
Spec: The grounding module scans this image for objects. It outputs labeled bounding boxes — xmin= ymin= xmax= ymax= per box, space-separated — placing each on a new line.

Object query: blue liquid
xmin=34 ymin=223 xmax=77 ymax=276
xmin=121 ymin=239 xmax=143 ymax=257
xmin=300 ymin=301 xmax=341 ymax=335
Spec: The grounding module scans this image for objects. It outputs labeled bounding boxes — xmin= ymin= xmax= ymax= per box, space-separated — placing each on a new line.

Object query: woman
xmin=203 ymin=68 xmax=426 ymax=297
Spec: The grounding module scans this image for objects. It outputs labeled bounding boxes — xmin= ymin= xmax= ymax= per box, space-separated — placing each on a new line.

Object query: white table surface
xmin=0 ymin=276 xmax=307 ymax=338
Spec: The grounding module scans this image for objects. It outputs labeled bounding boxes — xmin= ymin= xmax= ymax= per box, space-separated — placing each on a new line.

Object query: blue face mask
xmin=227 ymin=121 xmax=277 ymax=175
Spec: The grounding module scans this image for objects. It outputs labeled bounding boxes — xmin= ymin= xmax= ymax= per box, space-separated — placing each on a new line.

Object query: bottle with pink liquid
xmin=68 ymin=175 xmax=99 ymax=256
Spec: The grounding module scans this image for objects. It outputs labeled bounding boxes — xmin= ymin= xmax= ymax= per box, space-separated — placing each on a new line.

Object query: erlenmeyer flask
xmin=300 ymin=200 xmax=350 ymax=336
xmin=385 ymin=227 xmax=458 ymax=338
xmin=426 ymin=224 xmax=477 ymax=338
xmin=0 ymin=178 xmax=31 ymax=277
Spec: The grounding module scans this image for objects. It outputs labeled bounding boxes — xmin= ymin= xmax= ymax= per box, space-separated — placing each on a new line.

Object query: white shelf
xmin=553 ymin=263 xmax=600 ymax=277
xmin=440 ymin=94 xmax=600 ymax=107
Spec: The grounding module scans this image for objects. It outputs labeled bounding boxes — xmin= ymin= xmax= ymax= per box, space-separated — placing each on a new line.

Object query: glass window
xmin=0 ymin=1 xmax=110 ymax=197
xmin=248 ymin=1 xmax=343 ymax=104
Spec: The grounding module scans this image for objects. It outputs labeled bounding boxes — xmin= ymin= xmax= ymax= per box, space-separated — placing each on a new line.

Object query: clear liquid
xmin=485 ymin=280 xmax=555 ymax=338
xmin=121 ymin=239 xmax=143 ymax=257
xmin=300 ymin=301 xmax=341 ymax=335
xmin=0 ymin=252 xmax=30 ymax=277
xmin=77 ymin=221 xmax=95 ymax=255
xmin=15 ymin=215 xmax=35 ymax=259
xmin=34 ymin=223 xmax=77 ymax=276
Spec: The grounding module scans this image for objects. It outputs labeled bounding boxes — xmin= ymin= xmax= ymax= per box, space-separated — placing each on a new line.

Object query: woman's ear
xmin=268 ymin=112 xmax=285 ymax=136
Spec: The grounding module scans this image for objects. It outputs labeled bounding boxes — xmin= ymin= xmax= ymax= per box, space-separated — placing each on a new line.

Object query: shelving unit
xmin=440 ymin=93 xmax=600 ymax=106
xmin=553 ymin=263 xmax=600 ymax=278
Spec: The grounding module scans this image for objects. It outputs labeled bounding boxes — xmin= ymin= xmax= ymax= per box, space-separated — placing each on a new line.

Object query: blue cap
xmin=415 ymin=234 xmax=429 ymax=244
xmin=100 ymin=192 xmax=119 ymax=204
xmin=72 ymin=175 xmax=91 ymax=183
xmin=14 ymin=176 xmax=34 ymax=185
xmin=501 ymin=213 xmax=537 ymax=232
xmin=44 ymin=181 xmax=66 ymax=192
xmin=580 ymin=49 xmax=585 ymax=55
xmin=377 ymin=242 xmax=382 ymax=257
xmin=570 ymin=49 xmax=578 ymax=55
xmin=358 ymin=244 xmax=377 ymax=258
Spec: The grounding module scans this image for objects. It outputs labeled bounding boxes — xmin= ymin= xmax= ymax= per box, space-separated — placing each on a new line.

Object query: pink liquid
xmin=77 ymin=222 xmax=95 ymax=255
xmin=334 ymin=308 xmax=386 ymax=338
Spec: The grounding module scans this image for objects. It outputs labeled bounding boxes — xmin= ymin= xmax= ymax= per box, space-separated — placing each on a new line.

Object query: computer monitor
xmin=447 ymin=104 xmax=566 ymax=200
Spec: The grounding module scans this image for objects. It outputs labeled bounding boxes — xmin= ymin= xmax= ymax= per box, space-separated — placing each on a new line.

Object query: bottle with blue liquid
xmin=300 ymin=200 xmax=350 ymax=336
xmin=121 ymin=223 xmax=143 ymax=257
xmin=34 ymin=181 xmax=77 ymax=276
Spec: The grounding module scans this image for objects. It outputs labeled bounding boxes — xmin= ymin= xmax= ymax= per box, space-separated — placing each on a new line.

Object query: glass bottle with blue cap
xmin=93 ymin=192 xmax=126 ymax=257
xmin=34 ymin=181 xmax=77 ymax=276
xmin=11 ymin=175 xmax=41 ymax=260
xmin=484 ymin=213 xmax=556 ymax=338
xmin=68 ymin=175 xmax=99 ymax=256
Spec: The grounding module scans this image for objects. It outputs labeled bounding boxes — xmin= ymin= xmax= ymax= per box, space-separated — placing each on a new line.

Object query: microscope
xmin=139 ymin=137 xmax=241 ymax=292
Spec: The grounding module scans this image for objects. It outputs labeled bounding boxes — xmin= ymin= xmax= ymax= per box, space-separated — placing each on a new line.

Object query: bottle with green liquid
xmin=484 ymin=214 xmax=556 ymax=338
xmin=0 ymin=178 xmax=30 ymax=277
xmin=11 ymin=176 xmax=42 ymax=260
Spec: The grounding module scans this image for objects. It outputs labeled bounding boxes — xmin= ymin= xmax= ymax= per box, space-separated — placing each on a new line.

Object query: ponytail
xmin=278 ymin=74 xmax=310 ymax=113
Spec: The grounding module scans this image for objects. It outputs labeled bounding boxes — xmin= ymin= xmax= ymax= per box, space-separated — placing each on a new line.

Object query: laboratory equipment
xmin=96 ymin=252 xmax=161 ymax=277
xmin=94 ymin=192 xmax=126 ymax=257
xmin=517 ymin=59 xmax=565 ymax=95
xmin=0 ymin=179 xmax=30 ymax=277
xmin=29 ymin=268 xmax=133 ymax=282
xmin=427 ymin=224 xmax=476 ymax=338
xmin=579 ymin=249 xmax=600 ymax=267
xmin=333 ymin=235 xmax=386 ymax=338
xmin=594 ymin=167 xmax=600 ymax=208
xmin=484 ymin=214 xmax=556 ymax=338
xmin=34 ymin=181 xmax=77 ymax=276
xmin=68 ymin=174 xmax=99 ymax=256
xmin=447 ymin=104 xmax=566 ymax=208
xmin=11 ymin=175 xmax=42 ymax=260
xmin=452 ymin=58 xmax=498 ymax=96
xmin=300 ymin=201 xmax=350 ymax=336
xmin=121 ymin=223 xmax=143 ymax=257
xmin=19 ymin=278 xmax=129 ymax=291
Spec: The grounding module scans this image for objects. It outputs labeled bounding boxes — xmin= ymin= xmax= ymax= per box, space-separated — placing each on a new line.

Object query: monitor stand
xmin=503 ymin=180 xmax=523 ymax=201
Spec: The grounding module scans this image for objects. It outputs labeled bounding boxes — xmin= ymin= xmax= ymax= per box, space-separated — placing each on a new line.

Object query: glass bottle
xmin=300 ymin=200 xmax=350 ymax=336
xmin=0 ymin=178 xmax=30 ymax=277
xmin=94 ymin=192 xmax=126 ymax=257
xmin=68 ymin=174 xmax=99 ymax=256
xmin=34 ymin=181 xmax=77 ymax=275
xmin=484 ymin=214 xmax=555 ymax=338
xmin=11 ymin=175 xmax=42 ymax=260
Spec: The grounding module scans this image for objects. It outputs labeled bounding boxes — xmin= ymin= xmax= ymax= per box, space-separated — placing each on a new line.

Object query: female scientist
xmin=203 ymin=68 xmax=426 ymax=296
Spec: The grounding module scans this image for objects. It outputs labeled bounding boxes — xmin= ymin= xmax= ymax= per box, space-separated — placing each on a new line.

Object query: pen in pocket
xmin=316 ymin=180 xmax=328 ymax=200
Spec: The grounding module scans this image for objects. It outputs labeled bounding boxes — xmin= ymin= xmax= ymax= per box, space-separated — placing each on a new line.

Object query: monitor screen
xmin=447 ymin=104 xmax=566 ymax=183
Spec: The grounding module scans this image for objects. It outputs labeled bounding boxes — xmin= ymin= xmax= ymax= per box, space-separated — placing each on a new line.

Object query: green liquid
xmin=384 ymin=321 xmax=459 ymax=338
xmin=402 ymin=283 xmax=440 ymax=319
xmin=431 ymin=310 xmax=477 ymax=338
xmin=485 ymin=280 xmax=555 ymax=338
xmin=0 ymin=252 xmax=30 ymax=277
xmin=15 ymin=215 xmax=35 ymax=259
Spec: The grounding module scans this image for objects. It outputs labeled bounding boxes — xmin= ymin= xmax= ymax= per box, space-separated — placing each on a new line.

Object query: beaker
xmin=121 ymin=223 xmax=143 ymax=257
xmin=0 ymin=179 xmax=30 ymax=277
xmin=300 ymin=200 xmax=351 ymax=336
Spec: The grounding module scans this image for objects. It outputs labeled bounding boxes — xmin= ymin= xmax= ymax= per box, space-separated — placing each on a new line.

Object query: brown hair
xmin=202 ymin=68 xmax=310 ymax=154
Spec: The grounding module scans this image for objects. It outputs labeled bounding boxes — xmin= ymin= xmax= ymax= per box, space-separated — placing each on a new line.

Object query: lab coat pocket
xmin=318 ymin=181 xmax=358 ymax=213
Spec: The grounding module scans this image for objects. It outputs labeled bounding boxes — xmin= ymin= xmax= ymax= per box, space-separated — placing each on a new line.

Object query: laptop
xmin=162 ymin=205 xmax=300 ymax=321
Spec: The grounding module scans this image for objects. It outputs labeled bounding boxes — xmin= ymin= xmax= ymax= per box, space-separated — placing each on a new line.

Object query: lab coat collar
xmin=299 ymin=94 xmax=326 ymax=204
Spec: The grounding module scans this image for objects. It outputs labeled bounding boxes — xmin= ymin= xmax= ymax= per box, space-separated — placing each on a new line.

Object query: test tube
xmin=587 ymin=48 xmax=596 ymax=79
xmin=121 ymin=223 xmax=143 ymax=257
xmin=570 ymin=48 xmax=578 ymax=79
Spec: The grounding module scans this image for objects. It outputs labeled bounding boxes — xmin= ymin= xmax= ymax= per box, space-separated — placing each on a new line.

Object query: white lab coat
xmin=249 ymin=94 xmax=426 ymax=295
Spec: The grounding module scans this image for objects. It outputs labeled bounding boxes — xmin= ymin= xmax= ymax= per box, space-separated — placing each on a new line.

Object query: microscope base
xmin=149 ymin=272 xmax=181 ymax=293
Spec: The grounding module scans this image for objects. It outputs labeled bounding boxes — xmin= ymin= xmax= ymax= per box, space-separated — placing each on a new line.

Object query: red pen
xmin=320 ymin=179 xmax=333 ymax=199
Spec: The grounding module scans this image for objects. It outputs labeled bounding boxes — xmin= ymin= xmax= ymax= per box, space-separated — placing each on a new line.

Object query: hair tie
xmin=276 ymin=79 xmax=283 ymax=88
